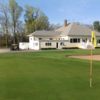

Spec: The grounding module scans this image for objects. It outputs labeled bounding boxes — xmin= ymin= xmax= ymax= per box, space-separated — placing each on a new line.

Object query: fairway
xmin=0 ymin=49 xmax=100 ymax=100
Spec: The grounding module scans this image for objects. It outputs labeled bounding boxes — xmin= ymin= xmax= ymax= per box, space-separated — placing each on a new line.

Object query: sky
xmin=1 ymin=0 xmax=100 ymax=25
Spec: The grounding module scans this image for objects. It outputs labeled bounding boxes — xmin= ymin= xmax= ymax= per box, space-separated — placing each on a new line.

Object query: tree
xmin=9 ymin=0 xmax=23 ymax=44
xmin=48 ymin=23 xmax=61 ymax=30
xmin=16 ymin=21 xmax=26 ymax=42
xmin=24 ymin=5 xmax=38 ymax=34
xmin=24 ymin=5 xmax=49 ymax=34
xmin=35 ymin=14 xmax=49 ymax=30
xmin=93 ymin=21 xmax=100 ymax=32
xmin=0 ymin=3 xmax=10 ymax=47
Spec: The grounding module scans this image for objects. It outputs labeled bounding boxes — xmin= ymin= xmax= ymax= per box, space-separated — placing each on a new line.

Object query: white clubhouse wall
xmin=29 ymin=37 xmax=40 ymax=50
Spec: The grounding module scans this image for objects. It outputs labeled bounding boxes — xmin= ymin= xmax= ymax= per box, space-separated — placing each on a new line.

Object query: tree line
xmin=0 ymin=0 xmax=51 ymax=47
xmin=93 ymin=21 xmax=100 ymax=32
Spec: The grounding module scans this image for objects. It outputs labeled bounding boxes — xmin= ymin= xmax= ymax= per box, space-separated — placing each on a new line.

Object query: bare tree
xmin=0 ymin=3 xmax=10 ymax=47
xmin=9 ymin=0 xmax=23 ymax=44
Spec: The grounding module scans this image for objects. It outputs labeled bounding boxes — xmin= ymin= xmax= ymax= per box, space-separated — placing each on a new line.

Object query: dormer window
xmin=49 ymin=38 xmax=53 ymax=40
xmin=39 ymin=38 xmax=42 ymax=40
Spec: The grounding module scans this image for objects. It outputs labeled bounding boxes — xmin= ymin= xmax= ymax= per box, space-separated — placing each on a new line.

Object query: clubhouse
xmin=19 ymin=21 xmax=100 ymax=50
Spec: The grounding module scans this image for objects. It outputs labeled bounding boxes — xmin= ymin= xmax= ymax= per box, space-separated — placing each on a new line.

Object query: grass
xmin=0 ymin=49 xmax=100 ymax=100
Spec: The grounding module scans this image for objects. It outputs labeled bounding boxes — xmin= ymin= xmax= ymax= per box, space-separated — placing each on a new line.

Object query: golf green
xmin=0 ymin=49 xmax=100 ymax=100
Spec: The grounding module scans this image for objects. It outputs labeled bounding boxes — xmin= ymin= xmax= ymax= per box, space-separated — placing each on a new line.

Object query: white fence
xmin=19 ymin=42 xmax=29 ymax=50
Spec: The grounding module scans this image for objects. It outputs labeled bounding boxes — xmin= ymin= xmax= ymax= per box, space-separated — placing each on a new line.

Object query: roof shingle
xmin=57 ymin=23 xmax=100 ymax=36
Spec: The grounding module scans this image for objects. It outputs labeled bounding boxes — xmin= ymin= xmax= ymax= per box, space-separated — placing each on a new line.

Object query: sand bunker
xmin=69 ymin=55 xmax=100 ymax=61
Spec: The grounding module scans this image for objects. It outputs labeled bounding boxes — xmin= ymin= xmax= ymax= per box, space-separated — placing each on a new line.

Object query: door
xmin=56 ymin=43 xmax=58 ymax=48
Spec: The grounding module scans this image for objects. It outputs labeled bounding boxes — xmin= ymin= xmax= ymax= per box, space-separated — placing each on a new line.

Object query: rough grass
xmin=0 ymin=49 xmax=100 ymax=100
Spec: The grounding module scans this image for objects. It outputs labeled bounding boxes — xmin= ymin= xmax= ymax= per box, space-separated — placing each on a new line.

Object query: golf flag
xmin=89 ymin=31 xmax=96 ymax=88
xmin=91 ymin=31 xmax=97 ymax=48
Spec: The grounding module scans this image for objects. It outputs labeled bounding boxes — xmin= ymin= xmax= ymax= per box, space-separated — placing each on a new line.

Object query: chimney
xmin=64 ymin=20 xmax=67 ymax=27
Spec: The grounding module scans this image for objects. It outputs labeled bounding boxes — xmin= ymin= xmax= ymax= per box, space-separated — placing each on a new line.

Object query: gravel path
xmin=0 ymin=49 xmax=10 ymax=53
xmin=0 ymin=48 xmax=42 ymax=54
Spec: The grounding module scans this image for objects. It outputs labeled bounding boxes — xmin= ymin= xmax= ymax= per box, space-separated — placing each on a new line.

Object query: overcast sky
xmin=1 ymin=0 xmax=100 ymax=25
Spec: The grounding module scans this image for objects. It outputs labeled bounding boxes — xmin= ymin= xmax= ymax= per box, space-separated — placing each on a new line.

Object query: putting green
xmin=0 ymin=49 xmax=100 ymax=100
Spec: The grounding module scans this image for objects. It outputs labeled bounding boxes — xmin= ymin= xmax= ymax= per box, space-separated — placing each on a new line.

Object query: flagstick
xmin=90 ymin=48 xmax=93 ymax=88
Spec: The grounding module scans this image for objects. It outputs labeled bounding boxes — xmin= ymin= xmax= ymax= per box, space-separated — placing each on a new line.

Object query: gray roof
xmin=56 ymin=26 xmax=68 ymax=32
xmin=29 ymin=23 xmax=100 ymax=37
xmin=29 ymin=30 xmax=61 ymax=37
xmin=57 ymin=23 xmax=100 ymax=37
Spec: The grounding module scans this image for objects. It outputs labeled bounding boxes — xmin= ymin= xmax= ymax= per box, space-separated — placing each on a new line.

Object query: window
xmin=30 ymin=37 xmax=33 ymax=40
xmin=73 ymin=39 xmax=77 ymax=43
xmin=39 ymin=38 xmax=42 ymax=40
xmin=82 ymin=38 xmax=87 ymax=42
xmin=60 ymin=42 xmax=64 ymax=46
xmin=45 ymin=43 xmax=52 ymax=46
xmin=61 ymin=38 xmax=64 ymax=40
xmin=78 ymin=38 xmax=80 ymax=43
xmin=70 ymin=38 xmax=80 ymax=43
xmin=97 ymin=40 xmax=100 ymax=43
xmin=70 ymin=39 xmax=73 ymax=43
